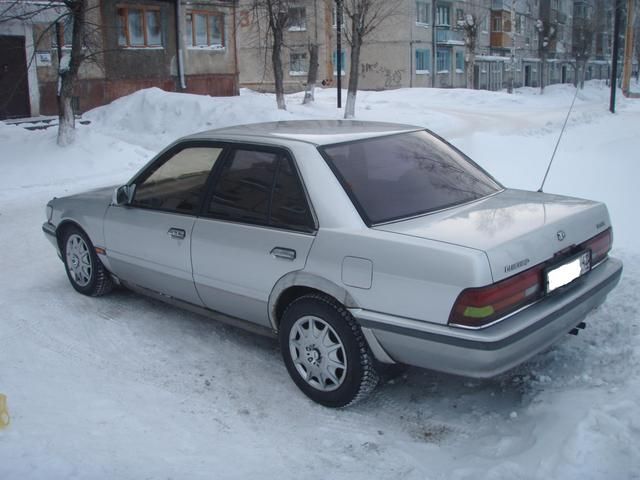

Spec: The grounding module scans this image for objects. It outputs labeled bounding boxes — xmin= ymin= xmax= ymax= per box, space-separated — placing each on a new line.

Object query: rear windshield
xmin=320 ymin=130 xmax=501 ymax=225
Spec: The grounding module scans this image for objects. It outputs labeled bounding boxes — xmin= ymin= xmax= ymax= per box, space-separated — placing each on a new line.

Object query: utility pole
xmin=610 ymin=0 xmax=623 ymax=113
xmin=508 ymin=0 xmax=516 ymax=93
xmin=336 ymin=0 xmax=342 ymax=109
xmin=622 ymin=0 xmax=635 ymax=96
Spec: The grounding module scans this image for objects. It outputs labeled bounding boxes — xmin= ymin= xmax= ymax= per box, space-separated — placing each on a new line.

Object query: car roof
xmin=183 ymin=120 xmax=424 ymax=146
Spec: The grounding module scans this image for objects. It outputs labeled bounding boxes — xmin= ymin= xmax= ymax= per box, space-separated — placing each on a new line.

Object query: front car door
xmin=104 ymin=143 xmax=224 ymax=305
xmin=191 ymin=145 xmax=317 ymax=327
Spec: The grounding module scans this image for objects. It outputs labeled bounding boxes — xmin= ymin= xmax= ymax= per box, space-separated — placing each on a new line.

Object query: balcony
xmin=436 ymin=28 xmax=464 ymax=45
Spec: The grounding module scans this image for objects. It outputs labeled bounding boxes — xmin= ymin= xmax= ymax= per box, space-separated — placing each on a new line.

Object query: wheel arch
xmin=55 ymin=219 xmax=87 ymax=253
xmin=269 ymin=272 xmax=359 ymax=332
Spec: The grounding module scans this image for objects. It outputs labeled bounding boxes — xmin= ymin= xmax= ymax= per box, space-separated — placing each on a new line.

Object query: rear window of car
xmin=320 ymin=130 xmax=502 ymax=225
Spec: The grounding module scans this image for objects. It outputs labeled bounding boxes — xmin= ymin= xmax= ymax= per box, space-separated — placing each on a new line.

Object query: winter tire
xmin=280 ymin=293 xmax=379 ymax=407
xmin=62 ymin=226 xmax=113 ymax=296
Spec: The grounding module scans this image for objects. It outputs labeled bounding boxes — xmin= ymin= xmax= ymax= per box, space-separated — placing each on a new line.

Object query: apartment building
xmin=0 ymin=0 xmax=239 ymax=119
xmin=237 ymin=0 xmax=610 ymax=93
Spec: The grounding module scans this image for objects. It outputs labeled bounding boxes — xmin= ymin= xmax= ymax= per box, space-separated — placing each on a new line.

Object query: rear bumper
xmin=351 ymin=257 xmax=623 ymax=378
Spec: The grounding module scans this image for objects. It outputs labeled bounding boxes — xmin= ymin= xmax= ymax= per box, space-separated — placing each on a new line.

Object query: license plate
xmin=546 ymin=251 xmax=591 ymax=293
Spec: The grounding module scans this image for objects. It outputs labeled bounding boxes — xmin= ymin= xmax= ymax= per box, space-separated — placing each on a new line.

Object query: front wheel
xmin=279 ymin=293 xmax=379 ymax=407
xmin=62 ymin=226 xmax=113 ymax=296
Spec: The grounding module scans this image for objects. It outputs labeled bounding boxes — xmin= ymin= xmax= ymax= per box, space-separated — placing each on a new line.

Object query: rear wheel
xmin=62 ymin=226 xmax=113 ymax=296
xmin=280 ymin=293 xmax=379 ymax=407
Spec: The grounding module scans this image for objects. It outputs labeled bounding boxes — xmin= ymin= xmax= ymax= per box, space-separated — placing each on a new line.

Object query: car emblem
xmin=557 ymin=230 xmax=566 ymax=241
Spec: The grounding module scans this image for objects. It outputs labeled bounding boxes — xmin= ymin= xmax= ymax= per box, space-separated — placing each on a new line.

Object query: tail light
xmin=581 ymin=228 xmax=612 ymax=265
xmin=449 ymin=228 xmax=612 ymax=329
xmin=449 ymin=266 xmax=544 ymax=328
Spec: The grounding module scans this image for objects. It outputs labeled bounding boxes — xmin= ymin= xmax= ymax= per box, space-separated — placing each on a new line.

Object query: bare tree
xmin=302 ymin=0 xmax=319 ymax=105
xmin=458 ymin=4 xmax=489 ymax=90
xmin=56 ymin=0 xmax=87 ymax=145
xmin=571 ymin=0 xmax=598 ymax=88
xmin=634 ymin=0 xmax=640 ymax=81
xmin=342 ymin=0 xmax=399 ymax=118
xmin=535 ymin=0 xmax=559 ymax=93
xmin=1 ymin=0 xmax=94 ymax=145
xmin=250 ymin=0 xmax=292 ymax=110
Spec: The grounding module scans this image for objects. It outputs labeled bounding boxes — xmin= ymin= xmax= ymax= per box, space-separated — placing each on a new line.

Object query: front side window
xmin=416 ymin=1 xmax=430 ymax=24
xmin=132 ymin=146 xmax=222 ymax=214
xmin=321 ymin=131 xmax=501 ymax=225
xmin=186 ymin=12 xmax=224 ymax=47
xmin=208 ymin=149 xmax=314 ymax=232
xmin=117 ymin=6 xmax=162 ymax=47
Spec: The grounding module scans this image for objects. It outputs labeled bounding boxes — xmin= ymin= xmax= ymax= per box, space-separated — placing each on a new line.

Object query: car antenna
xmin=537 ymin=81 xmax=581 ymax=193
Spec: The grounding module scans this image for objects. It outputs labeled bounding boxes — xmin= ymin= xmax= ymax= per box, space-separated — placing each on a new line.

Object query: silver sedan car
xmin=43 ymin=121 xmax=623 ymax=407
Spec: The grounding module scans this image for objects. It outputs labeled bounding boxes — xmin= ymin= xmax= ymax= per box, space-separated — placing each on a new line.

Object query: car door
xmin=191 ymin=146 xmax=317 ymax=327
xmin=104 ymin=143 xmax=225 ymax=305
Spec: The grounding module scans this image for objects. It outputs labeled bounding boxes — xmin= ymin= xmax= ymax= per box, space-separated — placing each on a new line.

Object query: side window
xmin=132 ymin=146 xmax=222 ymax=214
xmin=208 ymin=148 xmax=314 ymax=232
xmin=208 ymin=149 xmax=279 ymax=224
xmin=271 ymin=159 xmax=314 ymax=231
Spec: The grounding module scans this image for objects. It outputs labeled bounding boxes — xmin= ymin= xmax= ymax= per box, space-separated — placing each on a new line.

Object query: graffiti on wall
xmin=361 ymin=62 xmax=404 ymax=88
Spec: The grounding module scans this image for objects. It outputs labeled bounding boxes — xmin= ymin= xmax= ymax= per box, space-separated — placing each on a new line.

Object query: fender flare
xmin=268 ymin=271 xmax=359 ymax=331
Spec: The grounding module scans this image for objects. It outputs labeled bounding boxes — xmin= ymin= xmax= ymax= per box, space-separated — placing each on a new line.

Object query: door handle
xmin=270 ymin=247 xmax=296 ymax=261
xmin=168 ymin=228 xmax=186 ymax=240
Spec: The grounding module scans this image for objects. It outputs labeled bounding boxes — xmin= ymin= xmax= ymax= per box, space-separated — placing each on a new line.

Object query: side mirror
xmin=113 ymin=185 xmax=135 ymax=206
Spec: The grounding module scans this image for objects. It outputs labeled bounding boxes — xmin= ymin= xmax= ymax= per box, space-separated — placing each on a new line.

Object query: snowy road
xmin=1 ymin=83 xmax=639 ymax=479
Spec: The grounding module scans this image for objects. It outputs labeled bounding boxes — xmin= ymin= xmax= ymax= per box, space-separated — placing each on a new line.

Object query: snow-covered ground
xmin=1 ymin=82 xmax=639 ymax=479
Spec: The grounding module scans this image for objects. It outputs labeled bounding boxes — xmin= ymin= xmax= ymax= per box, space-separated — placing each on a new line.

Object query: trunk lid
xmin=374 ymin=189 xmax=611 ymax=282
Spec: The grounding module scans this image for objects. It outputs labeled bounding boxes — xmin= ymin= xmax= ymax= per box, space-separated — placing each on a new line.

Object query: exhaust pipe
xmin=569 ymin=322 xmax=587 ymax=335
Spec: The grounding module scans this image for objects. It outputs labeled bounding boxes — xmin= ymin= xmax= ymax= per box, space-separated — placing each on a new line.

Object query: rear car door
xmin=104 ymin=143 xmax=224 ymax=305
xmin=191 ymin=145 xmax=316 ymax=327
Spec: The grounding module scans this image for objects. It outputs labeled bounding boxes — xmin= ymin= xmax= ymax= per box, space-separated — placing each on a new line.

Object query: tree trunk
xmin=579 ymin=59 xmax=587 ymax=88
xmin=303 ymin=43 xmax=319 ymax=105
xmin=539 ymin=54 xmax=547 ymax=93
xmin=344 ymin=23 xmax=361 ymax=119
xmin=57 ymin=0 xmax=86 ymax=146
xmin=466 ymin=54 xmax=475 ymax=89
xmin=272 ymin=26 xmax=286 ymax=110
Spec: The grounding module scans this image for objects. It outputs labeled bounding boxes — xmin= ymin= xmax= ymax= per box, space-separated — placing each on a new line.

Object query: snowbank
xmin=1 ymin=82 xmax=638 ymax=480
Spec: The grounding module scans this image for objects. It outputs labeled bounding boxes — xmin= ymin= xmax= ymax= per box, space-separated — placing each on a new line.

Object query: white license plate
xmin=546 ymin=251 xmax=591 ymax=293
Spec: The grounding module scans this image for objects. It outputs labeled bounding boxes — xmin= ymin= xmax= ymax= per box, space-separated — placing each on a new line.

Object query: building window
xmin=492 ymin=16 xmax=502 ymax=32
xmin=186 ymin=12 xmax=224 ymax=47
xmin=436 ymin=48 xmax=450 ymax=72
xmin=416 ymin=1 xmax=430 ymax=25
xmin=288 ymin=7 xmax=306 ymax=31
xmin=415 ymin=48 xmax=430 ymax=73
xmin=455 ymin=51 xmax=464 ymax=72
xmin=117 ymin=6 xmax=162 ymax=47
xmin=436 ymin=5 xmax=450 ymax=26
xmin=289 ymin=52 xmax=308 ymax=76
xmin=456 ymin=8 xmax=464 ymax=24
xmin=482 ymin=15 xmax=489 ymax=32
xmin=52 ymin=15 xmax=74 ymax=48
xmin=333 ymin=50 xmax=346 ymax=75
